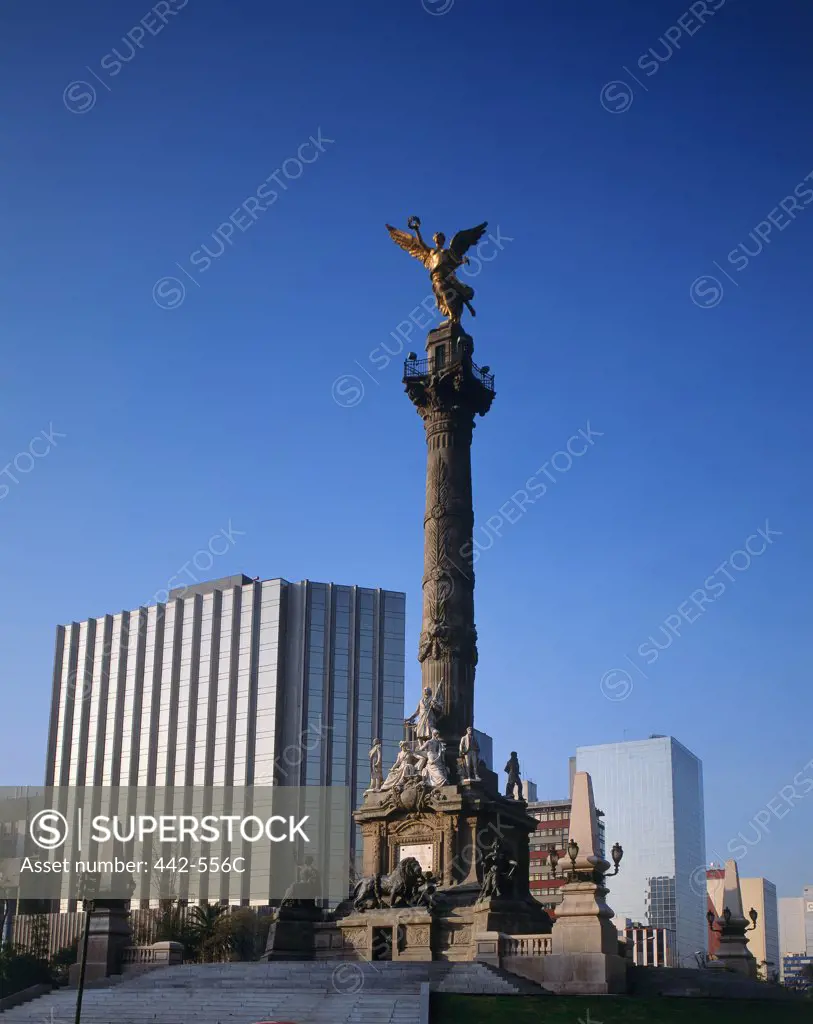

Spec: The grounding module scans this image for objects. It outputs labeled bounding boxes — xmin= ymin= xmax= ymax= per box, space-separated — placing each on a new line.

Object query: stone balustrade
xmin=121 ymin=946 xmax=155 ymax=965
xmin=121 ymin=941 xmax=184 ymax=969
xmin=499 ymin=933 xmax=552 ymax=957
xmin=475 ymin=930 xmax=552 ymax=968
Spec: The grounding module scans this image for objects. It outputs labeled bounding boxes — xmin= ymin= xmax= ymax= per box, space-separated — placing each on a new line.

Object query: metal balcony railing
xmin=403 ymin=356 xmax=495 ymax=392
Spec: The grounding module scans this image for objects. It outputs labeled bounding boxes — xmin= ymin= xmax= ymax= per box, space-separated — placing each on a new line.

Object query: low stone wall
xmin=474 ymin=931 xmax=552 ymax=985
xmin=476 ymin=929 xmax=630 ymax=993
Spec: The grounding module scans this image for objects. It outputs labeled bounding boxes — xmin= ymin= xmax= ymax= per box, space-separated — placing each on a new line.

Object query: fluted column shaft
xmin=405 ymin=327 xmax=494 ymax=750
xmin=419 ymin=405 xmax=477 ymax=743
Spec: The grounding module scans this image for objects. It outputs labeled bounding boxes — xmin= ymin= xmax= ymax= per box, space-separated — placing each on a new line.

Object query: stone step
xmin=0 ymin=999 xmax=417 ymax=1024
xmin=0 ymin=960 xmax=539 ymax=1023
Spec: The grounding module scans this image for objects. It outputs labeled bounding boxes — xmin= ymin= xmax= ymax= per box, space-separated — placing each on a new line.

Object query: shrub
xmin=0 ymin=948 xmax=51 ymax=1001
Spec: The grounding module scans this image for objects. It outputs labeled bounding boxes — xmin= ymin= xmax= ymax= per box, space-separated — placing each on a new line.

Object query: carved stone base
xmin=262 ymin=903 xmax=324 ymax=961
xmin=552 ymin=879 xmax=619 ymax=957
xmin=332 ymin=898 xmax=550 ymax=963
xmin=344 ymin=777 xmax=551 ymax=962
xmin=715 ymin=931 xmax=758 ymax=977
xmin=336 ymin=908 xmax=433 ymax=962
xmin=355 ymin=778 xmax=538 ymax=893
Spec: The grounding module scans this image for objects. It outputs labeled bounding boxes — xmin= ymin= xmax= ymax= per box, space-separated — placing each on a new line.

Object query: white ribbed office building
xmin=576 ymin=735 xmax=707 ymax=963
xmin=45 ymin=574 xmax=405 ymax=870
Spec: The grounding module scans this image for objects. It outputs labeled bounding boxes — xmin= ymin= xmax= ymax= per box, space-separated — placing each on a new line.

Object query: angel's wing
xmin=386 ymin=224 xmax=432 ymax=266
xmin=449 ymin=221 xmax=488 ymax=259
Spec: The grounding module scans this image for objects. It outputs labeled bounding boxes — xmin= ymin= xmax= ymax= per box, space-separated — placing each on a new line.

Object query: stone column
xmin=404 ymin=324 xmax=495 ymax=746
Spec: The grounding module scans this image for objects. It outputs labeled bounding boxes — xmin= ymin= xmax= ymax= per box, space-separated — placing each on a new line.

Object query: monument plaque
xmin=398 ymin=843 xmax=434 ymax=873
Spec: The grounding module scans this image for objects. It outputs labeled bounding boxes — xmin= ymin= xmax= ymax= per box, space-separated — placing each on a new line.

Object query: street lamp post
xmin=707 ymin=906 xmax=758 ymax=934
xmin=548 ymin=840 xmax=624 ymax=883
xmin=74 ymin=898 xmax=96 ymax=1024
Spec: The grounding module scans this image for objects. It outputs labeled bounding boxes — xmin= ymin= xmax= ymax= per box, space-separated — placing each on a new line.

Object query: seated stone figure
xmin=381 ymin=741 xmax=421 ymax=791
xmin=279 ymin=855 xmax=320 ymax=908
xmin=416 ymin=729 xmax=449 ymax=788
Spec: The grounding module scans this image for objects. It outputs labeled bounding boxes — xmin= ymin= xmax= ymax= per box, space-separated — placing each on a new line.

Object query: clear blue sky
xmin=1 ymin=0 xmax=811 ymax=896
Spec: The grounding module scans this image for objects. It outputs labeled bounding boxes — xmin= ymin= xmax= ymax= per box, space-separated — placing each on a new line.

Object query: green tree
xmin=224 ymin=908 xmax=270 ymax=962
xmin=0 ymin=947 xmax=50 ymax=1000
xmin=27 ymin=914 xmax=50 ymax=962
xmin=189 ymin=904 xmax=229 ymax=963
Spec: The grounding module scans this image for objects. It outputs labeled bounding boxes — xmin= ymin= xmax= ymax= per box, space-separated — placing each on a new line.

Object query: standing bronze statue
xmin=505 ymin=751 xmax=523 ymax=800
xmin=386 ymin=216 xmax=488 ymax=324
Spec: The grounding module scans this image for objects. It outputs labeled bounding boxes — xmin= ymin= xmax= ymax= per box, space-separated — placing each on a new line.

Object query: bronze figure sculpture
xmin=505 ymin=751 xmax=523 ymax=800
xmin=386 ymin=216 xmax=488 ymax=324
xmin=477 ymin=837 xmax=521 ymax=902
xmin=352 ymin=857 xmax=425 ymax=913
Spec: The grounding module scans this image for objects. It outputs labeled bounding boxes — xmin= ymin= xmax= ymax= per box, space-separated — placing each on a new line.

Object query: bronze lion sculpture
xmin=352 ymin=856 xmax=424 ymax=912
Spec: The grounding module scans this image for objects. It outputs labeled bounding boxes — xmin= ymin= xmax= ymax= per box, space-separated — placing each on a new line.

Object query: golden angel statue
xmin=386 ymin=216 xmax=488 ymax=324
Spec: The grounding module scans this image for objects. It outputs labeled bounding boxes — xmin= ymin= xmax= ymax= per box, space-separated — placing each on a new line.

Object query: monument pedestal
xmin=334 ymin=898 xmax=551 ymax=964
xmin=541 ymin=949 xmax=627 ymax=994
xmin=347 ymin=776 xmax=551 ymax=962
xmin=355 ymin=779 xmax=541 ymax=891
xmin=552 ymin=880 xmax=620 ymax=955
xmin=69 ymin=903 xmax=132 ymax=986
xmin=543 ymin=880 xmax=627 ymax=994
xmin=263 ymin=903 xmax=324 ymax=960
xmin=538 ymin=773 xmax=627 ymax=994
xmin=335 ymin=907 xmax=434 ymax=962
xmin=714 ymin=930 xmax=758 ymax=977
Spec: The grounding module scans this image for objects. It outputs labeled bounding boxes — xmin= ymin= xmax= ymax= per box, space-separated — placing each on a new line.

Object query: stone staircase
xmin=0 ymin=960 xmax=544 ymax=1024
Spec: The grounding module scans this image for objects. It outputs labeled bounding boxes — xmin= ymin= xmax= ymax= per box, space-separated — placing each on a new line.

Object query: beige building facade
xmin=739 ymin=877 xmax=780 ymax=980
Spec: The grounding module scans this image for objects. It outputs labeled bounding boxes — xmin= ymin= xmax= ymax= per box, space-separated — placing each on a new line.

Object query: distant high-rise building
xmin=777 ymin=893 xmax=811 ymax=984
xmin=779 ymin=896 xmax=806 ymax=958
xmin=521 ymin=780 xmax=538 ymax=802
xmin=472 ymin=729 xmax=493 ymax=771
xmin=575 ymin=736 xmax=706 ymax=962
xmin=45 ymin=575 xmax=405 ymax=871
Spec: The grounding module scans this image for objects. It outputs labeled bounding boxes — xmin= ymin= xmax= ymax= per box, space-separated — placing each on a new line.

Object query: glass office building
xmin=45 ymin=575 xmax=405 ymax=873
xmin=473 ymin=729 xmax=493 ymax=771
xmin=576 ymin=736 xmax=706 ymax=962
